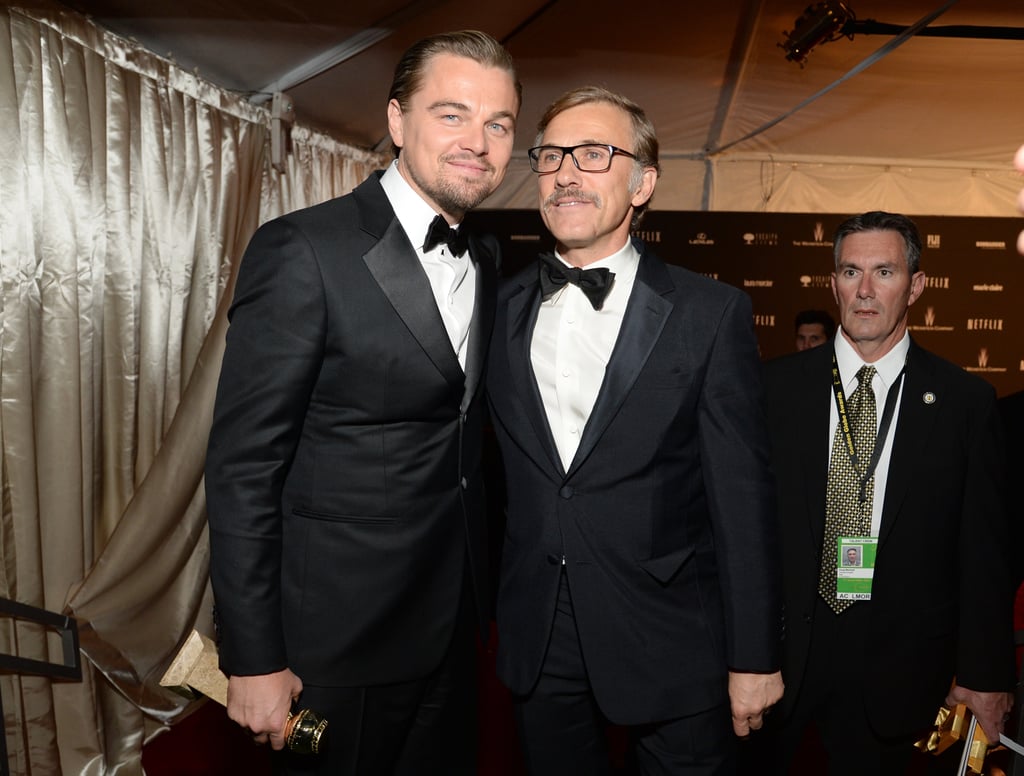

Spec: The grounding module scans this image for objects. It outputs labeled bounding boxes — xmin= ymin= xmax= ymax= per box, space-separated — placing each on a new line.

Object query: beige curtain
xmin=1 ymin=5 xmax=387 ymax=774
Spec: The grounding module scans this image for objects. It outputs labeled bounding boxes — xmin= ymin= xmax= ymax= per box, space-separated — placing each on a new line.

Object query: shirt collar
xmin=833 ymin=327 xmax=910 ymax=390
xmin=380 ymin=160 xmax=458 ymax=251
xmin=552 ymin=239 xmax=640 ymax=281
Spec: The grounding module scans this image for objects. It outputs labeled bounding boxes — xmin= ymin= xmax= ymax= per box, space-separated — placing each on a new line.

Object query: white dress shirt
xmin=829 ymin=328 xmax=910 ymax=535
xmin=531 ymin=240 xmax=640 ymax=471
xmin=380 ymin=161 xmax=475 ymax=369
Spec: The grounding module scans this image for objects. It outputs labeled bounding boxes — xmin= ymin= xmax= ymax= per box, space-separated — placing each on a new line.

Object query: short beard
xmin=407 ymin=156 xmax=496 ymax=218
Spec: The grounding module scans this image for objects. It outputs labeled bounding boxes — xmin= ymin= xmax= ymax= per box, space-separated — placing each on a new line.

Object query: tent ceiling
xmin=61 ymin=0 xmax=1023 ymax=167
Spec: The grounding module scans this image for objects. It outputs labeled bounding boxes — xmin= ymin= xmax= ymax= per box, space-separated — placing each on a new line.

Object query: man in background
xmin=205 ymin=31 xmax=520 ymax=775
xmin=760 ymin=211 xmax=1014 ymax=775
xmin=794 ymin=308 xmax=835 ymax=351
xmin=487 ymin=85 xmax=782 ymax=774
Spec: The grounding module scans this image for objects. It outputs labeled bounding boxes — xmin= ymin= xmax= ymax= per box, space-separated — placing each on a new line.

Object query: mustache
xmin=440 ymin=153 xmax=495 ymax=174
xmin=543 ymin=188 xmax=600 ymax=209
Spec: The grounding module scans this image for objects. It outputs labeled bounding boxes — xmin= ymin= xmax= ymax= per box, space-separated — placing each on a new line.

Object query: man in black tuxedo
xmin=760 ymin=211 xmax=1015 ymax=774
xmin=486 ymin=86 xmax=783 ymax=774
xmin=204 ymin=31 xmax=520 ymax=775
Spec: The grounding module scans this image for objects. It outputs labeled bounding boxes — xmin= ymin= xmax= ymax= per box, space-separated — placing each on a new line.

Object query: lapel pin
xmin=922 ymin=391 xmax=936 ymax=404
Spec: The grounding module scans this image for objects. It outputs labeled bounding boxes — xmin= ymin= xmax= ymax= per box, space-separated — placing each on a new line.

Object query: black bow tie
xmin=423 ymin=215 xmax=469 ymax=257
xmin=538 ymin=252 xmax=615 ymax=310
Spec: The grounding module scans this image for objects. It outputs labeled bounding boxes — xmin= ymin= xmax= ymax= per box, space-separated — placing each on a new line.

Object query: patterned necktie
xmin=537 ymin=252 xmax=615 ymax=310
xmin=819 ymin=365 xmax=877 ymax=613
xmin=423 ymin=214 xmax=469 ymax=257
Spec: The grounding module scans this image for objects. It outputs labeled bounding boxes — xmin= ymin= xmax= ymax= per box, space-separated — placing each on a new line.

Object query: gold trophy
xmin=161 ymin=629 xmax=327 ymax=754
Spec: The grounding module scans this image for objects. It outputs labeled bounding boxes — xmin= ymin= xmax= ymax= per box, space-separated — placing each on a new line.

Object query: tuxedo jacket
xmin=486 ymin=241 xmax=782 ymax=726
xmin=205 ymin=172 xmax=497 ymax=686
xmin=762 ymin=340 xmax=1015 ymax=737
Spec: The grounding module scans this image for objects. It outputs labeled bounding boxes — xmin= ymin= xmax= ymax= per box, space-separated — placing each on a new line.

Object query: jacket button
xmin=460 ymin=477 xmax=468 ymax=489
xmin=559 ymin=485 xmax=574 ymax=499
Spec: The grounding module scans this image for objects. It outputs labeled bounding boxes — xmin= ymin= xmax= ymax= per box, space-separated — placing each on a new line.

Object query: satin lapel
xmin=878 ymin=343 xmax=937 ymax=545
xmin=461 ymin=236 xmax=497 ymax=412
xmin=505 ymin=278 xmax=565 ymax=476
xmin=362 ymin=219 xmax=464 ymax=390
xmin=565 ymin=255 xmax=672 ymax=479
xmin=801 ymin=345 xmax=836 ymax=549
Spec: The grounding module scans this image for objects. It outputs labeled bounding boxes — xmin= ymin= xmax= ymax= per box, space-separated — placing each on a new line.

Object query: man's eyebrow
xmin=427 ymin=100 xmax=469 ymax=112
xmin=488 ymin=110 xmax=517 ymax=124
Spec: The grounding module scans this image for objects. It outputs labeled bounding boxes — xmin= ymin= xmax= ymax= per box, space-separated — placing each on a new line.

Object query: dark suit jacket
xmin=487 ymin=240 xmax=782 ymax=726
xmin=998 ymin=389 xmax=1024 ymax=587
xmin=763 ymin=340 xmax=1015 ymax=737
xmin=205 ymin=172 xmax=497 ymax=686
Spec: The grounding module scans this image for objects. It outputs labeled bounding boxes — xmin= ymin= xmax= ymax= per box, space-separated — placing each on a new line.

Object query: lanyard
xmin=830 ymin=352 xmax=906 ymax=503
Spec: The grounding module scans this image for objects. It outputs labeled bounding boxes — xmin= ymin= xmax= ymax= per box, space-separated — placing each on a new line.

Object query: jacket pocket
xmin=638 ymin=545 xmax=696 ymax=585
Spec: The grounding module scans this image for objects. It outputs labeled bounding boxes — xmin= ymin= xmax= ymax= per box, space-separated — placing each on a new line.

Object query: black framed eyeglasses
xmin=527 ymin=144 xmax=637 ymax=173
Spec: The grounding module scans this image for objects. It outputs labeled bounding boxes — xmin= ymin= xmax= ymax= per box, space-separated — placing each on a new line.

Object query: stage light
xmin=779 ymin=2 xmax=856 ymax=65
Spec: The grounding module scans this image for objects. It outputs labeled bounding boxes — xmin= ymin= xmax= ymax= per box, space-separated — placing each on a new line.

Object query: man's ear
xmin=387 ymin=99 xmax=404 ymax=150
xmin=907 ymin=271 xmax=926 ymax=307
xmin=631 ymin=167 xmax=658 ymax=209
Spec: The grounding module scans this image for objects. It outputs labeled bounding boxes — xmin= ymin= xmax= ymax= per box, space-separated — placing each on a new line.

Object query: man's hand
xmin=946 ymin=683 xmax=1013 ymax=745
xmin=226 ymin=668 xmax=303 ymax=750
xmin=729 ymin=670 xmax=784 ymax=737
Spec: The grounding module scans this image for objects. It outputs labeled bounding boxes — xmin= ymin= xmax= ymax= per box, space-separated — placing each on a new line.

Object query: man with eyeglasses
xmin=485 ymin=85 xmax=783 ymax=774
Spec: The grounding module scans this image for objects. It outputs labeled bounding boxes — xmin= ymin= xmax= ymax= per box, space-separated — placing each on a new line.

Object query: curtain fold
xmin=1 ymin=5 xmax=387 ymax=774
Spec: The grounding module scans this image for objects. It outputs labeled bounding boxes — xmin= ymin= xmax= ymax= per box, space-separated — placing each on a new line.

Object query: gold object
xmin=161 ymin=629 xmax=327 ymax=754
xmin=915 ymin=702 xmax=992 ymax=774
xmin=286 ymin=708 xmax=328 ymax=755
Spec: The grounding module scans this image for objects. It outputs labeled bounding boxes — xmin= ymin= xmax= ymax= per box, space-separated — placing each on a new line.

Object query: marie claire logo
xmin=972 ymin=283 xmax=1003 ymax=292
xmin=965 ymin=347 xmax=1007 ymax=374
xmin=743 ymin=279 xmax=774 ymax=288
xmin=975 ymin=240 xmax=1006 ymax=250
xmin=632 ymin=229 xmax=662 ymax=243
xmin=908 ymin=306 xmax=954 ymax=332
xmin=926 ymin=234 xmax=941 ymax=249
xmin=792 ymin=221 xmax=833 ymax=248
xmin=925 ymin=276 xmax=949 ymax=289
xmin=753 ymin=314 xmax=776 ymax=327
xmin=799 ymin=274 xmax=832 ymax=289
xmin=688 ymin=232 xmax=715 ymax=246
xmin=966 ymin=318 xmax=1003 ymax=331
xmin=743 ymin=232 xmax=779 ymax=247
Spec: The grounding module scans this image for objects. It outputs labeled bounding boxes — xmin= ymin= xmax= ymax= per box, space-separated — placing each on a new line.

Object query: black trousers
xmin=749 ymin=597 xmax=918 ymax=776
xmin=272 ymin=576 xmax=478 ymax=776
xmin=514 ymin=572 xmax=736 ymax=776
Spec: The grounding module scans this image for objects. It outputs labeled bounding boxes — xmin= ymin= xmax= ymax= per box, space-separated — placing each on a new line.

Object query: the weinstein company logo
xmin=792 ymin=222 xmax=832 ymax=248
xmin=909 ymin=306 xmax=953 ymax=332
xmin=743 ymin=232 xmax=779 ymax=247
xmin=966 ymin=347 xmax=1007 ymax=374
